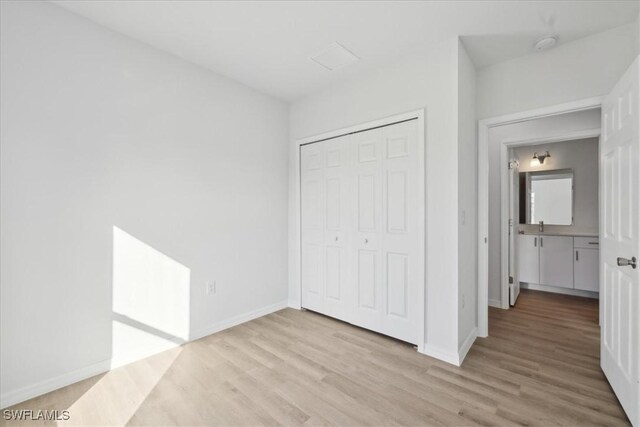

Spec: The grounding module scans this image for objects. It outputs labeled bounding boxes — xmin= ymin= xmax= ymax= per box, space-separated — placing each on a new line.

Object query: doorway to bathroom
xmin=487 ymin=107 xmax=602 ymax=311
xmin=506 ymin=134 xmax=600 ymax=305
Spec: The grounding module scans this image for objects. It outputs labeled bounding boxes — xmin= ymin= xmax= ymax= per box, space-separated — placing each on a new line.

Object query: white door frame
xmin=477 ymin=97 xmax=604 ymax=337
xmin=498 ymin=128 xmax=602 ymax=309
xmin=291 ymin=109 xmax=426 ymax=351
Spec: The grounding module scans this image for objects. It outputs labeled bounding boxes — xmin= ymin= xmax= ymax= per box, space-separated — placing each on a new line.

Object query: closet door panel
xmin=322 ymin=136 xmax=351 ymax=321
xmin=325 ymin=246 xmax=342 ymax=299
xmin=357 ymin=174 xmax=377 ymax=232
xmin=386 ymin=170 xmax=407 ymax=233
xmin=300 ymin=143 xmax=325 ymax=312
xmin=357 ymin=249 xmax=378 ymax=309
xmin=386 ymin=252 xmax=409 ymax=317
xmin=381 ymin=120 xmax=419 ymax=344
xmin=302 ymin=243 xmax=322 ymax=295
xmin=351 ymin=129 xmax=383 ymax=331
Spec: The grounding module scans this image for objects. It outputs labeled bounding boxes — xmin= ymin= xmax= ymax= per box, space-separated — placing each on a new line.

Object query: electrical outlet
xmin=206 ymin=281 xmax=216 ymax=295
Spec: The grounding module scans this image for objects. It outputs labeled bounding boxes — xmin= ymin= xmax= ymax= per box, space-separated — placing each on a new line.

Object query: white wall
xmin=457 ymin=41 xmax=478 ymax=349
xmin=514 ymin=138 xmax=599 ymax=232
xmin=290 ymin=39 xmax=473 ymax=363
xmin=477 ymin=21 xmax=639 ymax=119
xmin=1 ymin=0 xmax=289 ymax=406
xmin=487 ymin=110 xmax=600 ymax=304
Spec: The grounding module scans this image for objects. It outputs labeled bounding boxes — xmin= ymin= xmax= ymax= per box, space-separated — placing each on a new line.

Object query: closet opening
xmin=292 ymin=110 xmax=426 ymax=352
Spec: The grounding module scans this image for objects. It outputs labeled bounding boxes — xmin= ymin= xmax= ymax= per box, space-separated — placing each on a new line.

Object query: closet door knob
xmin=364 ymin=238 xmax=369 ymax=244
xmin=334 ymin=236 xmax=339 ymax=242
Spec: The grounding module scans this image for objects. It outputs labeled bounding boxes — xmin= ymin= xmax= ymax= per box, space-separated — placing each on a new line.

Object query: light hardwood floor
xmin=2 ymin=290 xmax=630 ymax=426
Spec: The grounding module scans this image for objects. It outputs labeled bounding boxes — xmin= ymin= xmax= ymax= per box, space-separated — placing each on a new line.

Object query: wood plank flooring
xmin=2 ymin=290 xmax=630 ymax=426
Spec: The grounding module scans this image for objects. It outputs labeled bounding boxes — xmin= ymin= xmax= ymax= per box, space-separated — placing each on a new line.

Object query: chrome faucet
xmin=539 ymin=221 xmax=544 ymax=232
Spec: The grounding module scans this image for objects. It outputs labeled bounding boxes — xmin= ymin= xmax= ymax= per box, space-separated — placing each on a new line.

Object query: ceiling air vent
xmin=310 ymin=42 xmax=359 ymax=71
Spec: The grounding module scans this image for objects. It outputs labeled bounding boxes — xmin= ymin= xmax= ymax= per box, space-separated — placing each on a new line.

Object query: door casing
xmin=477 ymin=96 xmax=604 ymax=336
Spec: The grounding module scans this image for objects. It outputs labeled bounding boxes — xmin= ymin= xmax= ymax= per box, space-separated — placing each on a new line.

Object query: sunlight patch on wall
xmin=111 ymin=226 xmax=190 ymax=369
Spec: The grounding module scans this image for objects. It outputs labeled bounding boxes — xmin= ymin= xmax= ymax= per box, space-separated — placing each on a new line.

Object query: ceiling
xmin=52 ymin=1 xmax=639 ymax=102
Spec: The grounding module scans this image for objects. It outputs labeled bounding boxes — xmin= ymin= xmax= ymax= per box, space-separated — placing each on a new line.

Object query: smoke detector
xmin=534 ymin=35 xmax=558 ymax=51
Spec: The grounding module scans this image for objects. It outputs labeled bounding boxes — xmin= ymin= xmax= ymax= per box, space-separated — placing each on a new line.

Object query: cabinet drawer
xmin=574 ymin=236 xmax=599 ymax=249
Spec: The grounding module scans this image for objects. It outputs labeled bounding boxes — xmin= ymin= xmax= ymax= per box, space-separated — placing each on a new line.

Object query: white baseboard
xmin=458 ymin=327 xmax=477 ymax=365
xmin=488 ymin=298 xmax=502 ymax=308
xmin=1 ymin=359 xmax=111 ymax=409
xmin=521 ymin=283 xmax=599 ymax=299
xmin=421 ymin=344 xmax=461 ymax=366
xmin=190 ymin=300 xmax=288 ymax=341
xmin=288 ymin=300 xmax=301 ymax=310
xmin=2 ymin=300 xmax=289 ymax=409
xmin=421 ymin=327 xmax=478 ymax=367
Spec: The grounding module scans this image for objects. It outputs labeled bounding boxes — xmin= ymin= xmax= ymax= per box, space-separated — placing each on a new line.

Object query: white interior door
xmin=509 ymin=157 xmax=520 ymax=305
xmin=601 ymin=57 xmax=640 ymax=427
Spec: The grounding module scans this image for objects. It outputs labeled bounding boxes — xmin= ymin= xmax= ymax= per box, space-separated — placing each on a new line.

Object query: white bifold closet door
xmin=300 ymin=136 xmax=352 ymax=322
xmin=301 ymin=119 xmax=419 ymax=344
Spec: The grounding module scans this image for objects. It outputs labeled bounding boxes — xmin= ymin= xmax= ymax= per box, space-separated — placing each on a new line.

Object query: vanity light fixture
xmin=533 ymin=151 xmax=551 ymax=164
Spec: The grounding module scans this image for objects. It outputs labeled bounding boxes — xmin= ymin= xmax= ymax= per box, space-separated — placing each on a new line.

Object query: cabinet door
xmin=517 ymin=234 xmax=539 ymax=284
xmin=574 ymin=248 xmax=599 ymax=292
xmin=539 ymin=236 xmax=574 ymax=288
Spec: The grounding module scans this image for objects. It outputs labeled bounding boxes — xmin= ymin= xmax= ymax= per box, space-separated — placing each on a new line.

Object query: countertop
xmin=517 ymin=230 xmax=598 ymax=238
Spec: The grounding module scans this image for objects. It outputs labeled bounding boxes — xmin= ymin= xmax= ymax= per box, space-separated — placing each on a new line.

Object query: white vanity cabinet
xmin=517 ymin=234 xmax=599 ymax=294
xmin=574 ymin=237 xmax=600 ymax=292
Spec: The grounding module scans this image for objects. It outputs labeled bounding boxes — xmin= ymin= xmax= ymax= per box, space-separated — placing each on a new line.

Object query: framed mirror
xmin=519 ymin=168 xmax=574 ymax=225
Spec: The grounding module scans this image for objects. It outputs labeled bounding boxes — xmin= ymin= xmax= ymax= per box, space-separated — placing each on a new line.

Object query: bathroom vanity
xmin=517 ymin=232 xmax=599 ymax=294
xmin=514 ymin=166 xmax=599 ymax=297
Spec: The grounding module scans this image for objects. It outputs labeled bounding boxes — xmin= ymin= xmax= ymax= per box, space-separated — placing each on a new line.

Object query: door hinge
xmin=509 ymin=276 xmax=514 ymax=284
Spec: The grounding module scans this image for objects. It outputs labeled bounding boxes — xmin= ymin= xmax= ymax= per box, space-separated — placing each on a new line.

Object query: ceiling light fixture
xmin=533 ymin=151 xmax=551 ymax=164
xmin=310 ymin=42 xmax=359 ymax=71
xmin=534 ymin=35 xmax=558 ymax=51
